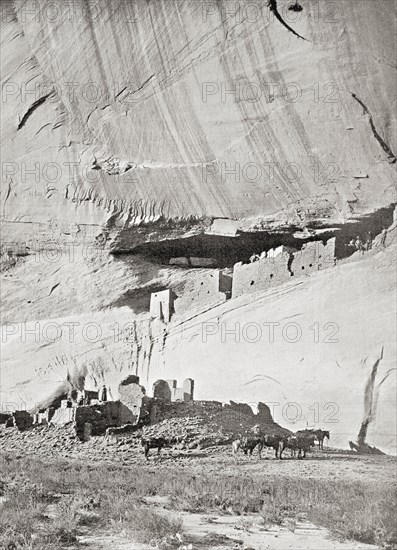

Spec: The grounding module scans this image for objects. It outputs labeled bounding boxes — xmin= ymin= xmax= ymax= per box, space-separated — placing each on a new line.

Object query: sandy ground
xmin=76 ymin=447 xmax=395 ymax=550
xmin=116 ymin=445 xmax=396 ymax=484
xmin=79 ymin=513 xmax=377 ymax=550
xmin=2 ymin=442 xmax=395 ymax=549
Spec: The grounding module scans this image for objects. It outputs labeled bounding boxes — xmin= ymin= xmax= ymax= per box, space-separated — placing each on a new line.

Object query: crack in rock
xmin=17 ymin=93 xmax=53 ymax=131
xmin=351 ymin=93 xmax=397 ymax=164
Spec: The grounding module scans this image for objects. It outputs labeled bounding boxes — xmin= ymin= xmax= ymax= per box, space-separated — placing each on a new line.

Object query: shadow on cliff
xmin=110 ymin=285 xmax=177 ymax=314
xmin=114 ymin=205 xmax=395 ymax=267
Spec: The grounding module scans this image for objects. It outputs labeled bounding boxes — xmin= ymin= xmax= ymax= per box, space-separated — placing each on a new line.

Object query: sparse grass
xmin=257 ymin=478 xmax=397 ymax=547
xmin=0 ymin=452 xmax=396 ymax=548
xmin=123 ymin=508 xmax=183 ymax=545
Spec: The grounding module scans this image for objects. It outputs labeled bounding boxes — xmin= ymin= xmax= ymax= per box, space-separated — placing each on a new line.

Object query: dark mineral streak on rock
xmin=351 ymin=93 xmax=397 ymax=163
xmin=268 ymin=0 xmax=308 ymax=41
xmin=17 ymin=93 xmax=53 ymax=130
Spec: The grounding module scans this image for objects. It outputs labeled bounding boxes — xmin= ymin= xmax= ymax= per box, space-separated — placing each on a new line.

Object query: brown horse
xmin=287 ymin=433 xmax=316 ymax=458
xmin=232 ymin=436 xmax=263 ymax=460
xmin=141 ymin=437 xmax=168 ymax=460
xmin=314 ymin=429 xmax=330 ymax=450
xmin=295 ymin=429 xmax=330 ymax=451
xmin=261 ymin=433 xmax=287 ymax=459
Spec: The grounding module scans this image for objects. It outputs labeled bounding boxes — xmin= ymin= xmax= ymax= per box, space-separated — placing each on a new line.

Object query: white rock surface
xmin=1 ymin=0 xmax=396 ymax=244
xmin=1 ymin=0 xmax=396 ymax=454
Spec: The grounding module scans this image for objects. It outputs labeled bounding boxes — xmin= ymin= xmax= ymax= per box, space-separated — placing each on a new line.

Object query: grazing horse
xmin=141 ymin=437 xmax=168 ymax=460
xmin=286 ymin=435 xmax=299 ymax=458
xmin=232 ymin=436 xmax=263 ymax=460
xmin=314 ymin=429 xmax=330 ymax=450
xmin=261 ymin=433 xmax=287 ymax=459
xmin=288 ymin=433 xmax=316 ymax=458
xmin=295 ymin=429 xmax=330 ymax=451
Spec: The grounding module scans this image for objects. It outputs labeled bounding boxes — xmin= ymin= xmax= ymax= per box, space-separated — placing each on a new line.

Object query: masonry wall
xmin=153 ymin=378 xmax=194 ymax=402
xmin=291 ymin=238 xmax=335 ymax=275
xmin=150 ymin=289 xmax=173 ymax=322
xmin=0 ymin=413 xmax=10 ymax=424
xmin=74 ymin=401 xmax=134 ymax=439
xmin=232 ymin=239 xmax=336 ymax=299
xmin=52 ymin=407 xmax=75 ymax=425
xmin=384 ymin=222 xmax=396 ymax=247
xmin=118 ymin=375 xmax=146 ymax=422
xmin=232 ymin=248 xmax=291 ymax=298
xmin=174 ymin=270 xmax=228 ymax=315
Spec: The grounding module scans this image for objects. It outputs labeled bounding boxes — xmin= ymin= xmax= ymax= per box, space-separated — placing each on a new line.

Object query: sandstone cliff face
xmin=1 ymin=1 xmax=396 ymax=452
xmin=1 ymin=0 xmax=396 ymax=246
xmin=1 ymin=235 xmax=396 ymax=452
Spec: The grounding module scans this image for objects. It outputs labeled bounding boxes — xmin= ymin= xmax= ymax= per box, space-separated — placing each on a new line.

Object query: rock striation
xmin=1 ymin=0 xmax=396 ymax=247
xmin=1 ymin=0 xmax=396 ymax=455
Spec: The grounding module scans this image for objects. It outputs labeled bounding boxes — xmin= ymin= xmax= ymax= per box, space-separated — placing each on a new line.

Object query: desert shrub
xmin=1 ymin=452 xmax=395 ymax=547
xmin=124 ymin=508 xmax=183 ymax=545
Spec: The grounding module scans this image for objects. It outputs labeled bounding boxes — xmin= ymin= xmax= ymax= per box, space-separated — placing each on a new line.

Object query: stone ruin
xmin=232 ymin=245 xmax=291 ymax=298
xmin=0 ymin=412 xmax=11 ymax=425
xmin=74 ymin=401 xmax=132 ymax=441
xmin=0 ymin=376 xmax=290 ymax=447
xmin=33 ymin=408 xmax=56 ymax=425
xmin=0 ymin=376 xmax=196 ymax=441
xmin=4 ymin=410 xmax=33 ymax=431
xmin=66 ymin=375 xmax=151 ymax=440
xmin=150 ymin=288 xmax=174 ymax=322
xmin=148 ymin=238 xmax=336 ymax=318
xmin=169 ymin=257 xmax=217 ymax=267
xmin=153 ymin=378 xmax=194 ymax=402
xmin=1 ymin=377 xmax=297 ymax=450
xmin=232 ymin=238 xmax=335 ymax=298
xmin=173 ymin=271 xmax=232 ymax=315
xmin=118 ymin=375 xmax=151 ymax=423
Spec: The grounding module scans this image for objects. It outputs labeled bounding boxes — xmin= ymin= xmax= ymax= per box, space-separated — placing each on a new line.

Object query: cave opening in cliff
xmin=333 ymin=205 xmax=395 ymax=259
xmin=115 ymin=205 xmax=395 ymax=268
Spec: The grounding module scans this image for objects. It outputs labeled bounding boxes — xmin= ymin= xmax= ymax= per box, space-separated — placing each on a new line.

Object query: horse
xmin=261 ymin=433 xmax=287 ymax=459
xmin=232 ymin=436 xmax=263 ymax=460
xmin=141 ymin=437 xmax=168 ymax=460
xmin=288 ymin=432 xmax=316 ymax=458
xmin=314 ymin=429 xmax=330 ymax=450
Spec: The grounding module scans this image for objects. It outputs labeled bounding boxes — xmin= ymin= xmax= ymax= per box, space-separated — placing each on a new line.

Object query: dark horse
xmin=141 ymin=437 xmax=168 ymax=460
xmin=314 ymin=429 xmax=330 ymax=450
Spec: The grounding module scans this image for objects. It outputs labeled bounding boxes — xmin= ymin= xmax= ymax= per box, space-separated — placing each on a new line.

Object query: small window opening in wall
xmin=250 ymin=280 xmax=255 ymax=285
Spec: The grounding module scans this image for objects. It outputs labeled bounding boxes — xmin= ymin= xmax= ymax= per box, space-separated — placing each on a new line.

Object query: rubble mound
xmin=0 ymin=400 xmax=290 ymax=458
xmin=142 ymin=400 xmax=290 ymax=448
